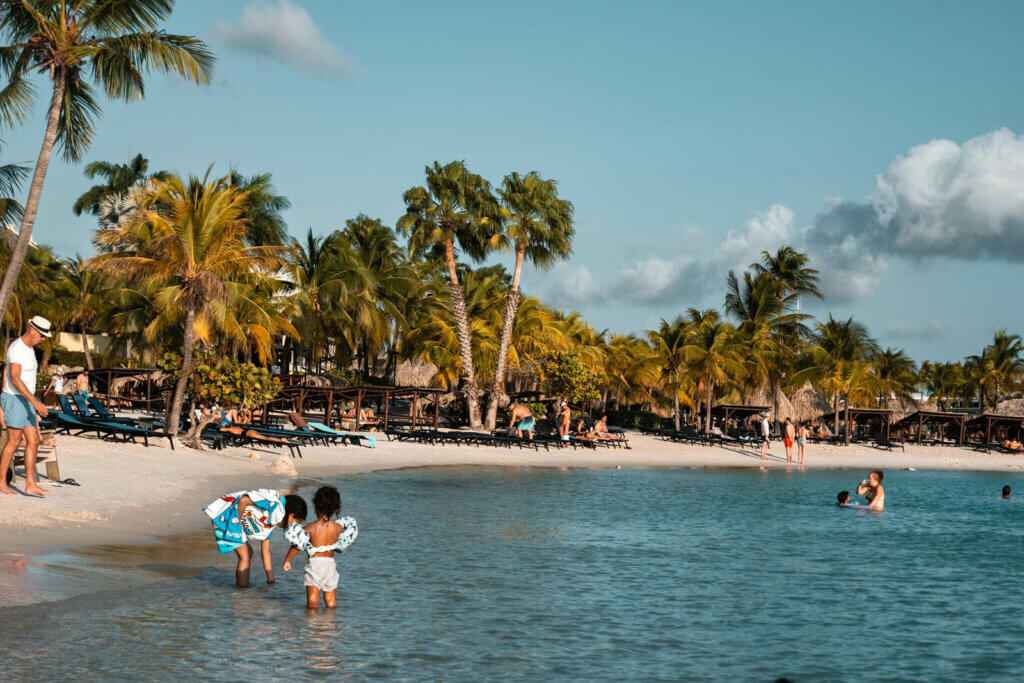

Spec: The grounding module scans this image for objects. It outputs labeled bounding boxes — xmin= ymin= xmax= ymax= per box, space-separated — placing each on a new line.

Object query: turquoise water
xmin=2 ymin=467 xmax=1023 ymax=680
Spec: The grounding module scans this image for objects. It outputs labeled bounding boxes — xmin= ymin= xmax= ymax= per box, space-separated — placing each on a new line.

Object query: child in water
xmin=283 ymin=485 xmax=358 ymax=609
xmin=837 ymin=490 xmax=851 ymax=507
xmin=203 ymin=489 xmax=307 ymax=587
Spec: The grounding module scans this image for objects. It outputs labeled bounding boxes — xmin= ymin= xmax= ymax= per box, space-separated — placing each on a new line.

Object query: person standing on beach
xmin=797 ymin=423 xmax=809 ymax=466
xmin=557 ymin=402 xmax=571 ymax=442
xmin=0 ymin=316 xmax=53 ymax=496
xmin=783 ymin=418 xmax=795 ymax=464
xmin=759 ymin=413 xmax=771 ymax=460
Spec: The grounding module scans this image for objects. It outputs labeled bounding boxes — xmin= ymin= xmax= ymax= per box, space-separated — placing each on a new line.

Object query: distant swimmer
xmin=1002 ymin=485 xmax=1011 ymax=499
xmin=837 ymin=490 xmax=851 ymax=506
xmin=857 ymin=470 xmax=885 ymax=511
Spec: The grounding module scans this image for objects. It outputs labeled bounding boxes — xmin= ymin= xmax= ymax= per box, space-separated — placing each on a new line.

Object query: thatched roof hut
xmin=747 ymin=387 xmax=796 ymax=423
xmin=788 ymin=383 xmax=831 ymax=423
xmin=396 ymin=360 xmax=438 ymax=388
xmin=996 ymin=398 xmax=1024 ymax=417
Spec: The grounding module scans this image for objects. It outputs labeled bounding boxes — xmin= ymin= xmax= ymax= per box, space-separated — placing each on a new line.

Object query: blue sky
xmin=5 ymin=0 xmax=1024 ymax=362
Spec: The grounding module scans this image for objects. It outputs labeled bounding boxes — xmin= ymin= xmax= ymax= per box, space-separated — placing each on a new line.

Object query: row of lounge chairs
xmin=389 ymin=425 xmax=631 ymax=451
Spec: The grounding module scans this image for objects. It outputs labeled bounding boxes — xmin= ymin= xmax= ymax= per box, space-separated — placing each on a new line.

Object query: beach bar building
xmin=819 ymin=407 xmax=894 ymax=445
xmin=964 ymin=413 xmax=1024 ymax=447
xmin=893 ymin=410 xmax=968 ymax=446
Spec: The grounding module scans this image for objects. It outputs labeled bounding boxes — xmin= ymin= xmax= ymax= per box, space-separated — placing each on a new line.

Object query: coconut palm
xmin=682 ymin=309 xmax=742 ymax=434
xmin=88 ymin=172 xmax=286 ymax=437
xmin=226 ymin=170 xmax=290 ymax=246
xmin=752 ymin=246 xmax=822 ymax=305
xmin=0 ymin=149 xmax=27 ymax=224
xmin=483 ymin=171 xmax=574 ymax=429
xmin=72 ymin=153 xmax=166 ymax=216
xmin=61 ymin=255 xmax=105 ymax=369
xmin=398 ymin=161 xmax=500 ymax=427
xmin=647 ymin=317 xmax=695 ymax=429
xmin=0 ymin=0 xmax=214 ymax=324
xmin=870 ymin=347 xmax=917 ymax=407
xmin=977 ymin=330 xmax=1024 ymax=407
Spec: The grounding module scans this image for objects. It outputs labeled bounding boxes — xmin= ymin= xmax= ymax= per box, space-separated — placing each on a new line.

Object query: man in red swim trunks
xmin=783 ymin=417 xmax=795 ymax=465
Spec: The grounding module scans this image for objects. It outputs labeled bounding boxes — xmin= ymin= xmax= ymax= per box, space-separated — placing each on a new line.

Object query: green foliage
xmin=327 ymin=368 xmax=364 ymax=387
xmin=543 ymin=351 xmax=600 ymax=405
xmin=524 ymin=401 xmax=548 ymax=418
xmin=191 ymin=357 xmax=281 ymax=409
xmin=605 ymin=409 xmax=661 ymax=430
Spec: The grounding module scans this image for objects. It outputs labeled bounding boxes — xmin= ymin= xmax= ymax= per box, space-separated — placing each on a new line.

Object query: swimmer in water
xmin=857 ymin=470 xmax=885 ymax=511
xmin=837 ymin=490 xmax=851 ymax=507
xmin=1002 ymin=485 xmax=1011 ymax=499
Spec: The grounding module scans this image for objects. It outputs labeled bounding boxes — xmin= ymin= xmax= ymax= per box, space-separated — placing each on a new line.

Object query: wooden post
xmin=383 ymin=390 xmax=390 ymax=432
xmin=433 ymin=392 xmax=439 ymax=430
xmin=986 ymin=417 xmax=992 ymax=446
xmin=325 ymin=390 xmax=334 ymax=426
xmin=918 ymin=414 xmax=923 ymax=444
xmin=355 ymin=388 xmax=363 ymax=430
xmin=411 ymin=392 xmax=418 ymax=429
xmin=958 ymin=416 xmax=965 ymax=446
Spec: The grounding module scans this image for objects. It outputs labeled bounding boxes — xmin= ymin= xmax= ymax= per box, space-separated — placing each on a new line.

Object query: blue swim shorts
xmin=1 ymin=393 xmax=38 ymax=429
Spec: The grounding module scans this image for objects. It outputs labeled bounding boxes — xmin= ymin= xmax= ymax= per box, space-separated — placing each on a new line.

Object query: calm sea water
xmin=2 ymin=467 xmax=1023 ymax=681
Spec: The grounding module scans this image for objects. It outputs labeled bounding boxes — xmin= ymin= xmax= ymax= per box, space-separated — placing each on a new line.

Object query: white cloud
xmin=215 ymin=1 xmax=361 ymax=80
xmin=540 ymin=263 xmax=600 ymax=306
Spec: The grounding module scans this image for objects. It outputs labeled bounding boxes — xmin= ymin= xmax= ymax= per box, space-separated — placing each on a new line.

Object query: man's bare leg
xmin=0 ymin=428 xmax=22 ymax=495
xmin=21 ymin=427 xmax=47 ymax=495
xmin=306 ymin=586 xmax=321 ymax=610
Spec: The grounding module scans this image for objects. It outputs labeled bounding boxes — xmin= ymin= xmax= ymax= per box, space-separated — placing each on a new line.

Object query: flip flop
xmin=58 ymin=478 xmax=80 ymax=487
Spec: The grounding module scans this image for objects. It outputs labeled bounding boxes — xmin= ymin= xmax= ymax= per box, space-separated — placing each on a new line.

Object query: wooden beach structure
xmin=261 ymin=383 xmax=447 ymax=432
xmin=893 ymin=410 xmax=968 ymax=445
xmin=964 ymin=413 xmax=1024 ymax=446
xmin=710 ymin=404 xmax=770 ymax=432
xmin=819 ymin=406 xmax=894 ymax=445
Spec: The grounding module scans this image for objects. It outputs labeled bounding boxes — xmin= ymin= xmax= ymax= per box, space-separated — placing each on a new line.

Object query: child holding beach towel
xmin=283 ymin=486 xmax=358 ymax=609
xmin=203 ymin=489 xmax=307 ymax=587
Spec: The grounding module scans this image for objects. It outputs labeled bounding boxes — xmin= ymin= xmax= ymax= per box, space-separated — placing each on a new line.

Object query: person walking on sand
xmin=759 ymin=412 xmax=771 ymax=460
xmin=784 ymin=418 xmax=795 ymax=464
xmin=0 ymin=316 xmax=53 ymax=496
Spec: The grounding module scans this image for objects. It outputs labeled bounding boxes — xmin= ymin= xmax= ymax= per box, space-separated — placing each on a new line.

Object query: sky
xmin=4 ymin=0 xmax=1024 ymax=362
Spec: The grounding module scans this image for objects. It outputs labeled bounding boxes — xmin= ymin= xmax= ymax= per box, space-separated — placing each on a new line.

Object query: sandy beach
xmin=2 ymin=431 xmax=1022 ymax=557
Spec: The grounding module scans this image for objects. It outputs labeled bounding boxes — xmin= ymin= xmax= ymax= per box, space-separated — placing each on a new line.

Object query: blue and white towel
xmin=202 ymin=488 xmax=285 ymax=553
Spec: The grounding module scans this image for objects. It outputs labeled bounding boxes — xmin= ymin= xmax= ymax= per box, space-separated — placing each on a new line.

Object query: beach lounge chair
xmin=200 ymin=424 xmax=303 ymax=458
xmin=288 ymin=413 xmax=377 ymax=448
xmin=50 ymin=409 xmax=175 ymax=449
xmin=872 ymin=434 xmax=905 ymax=451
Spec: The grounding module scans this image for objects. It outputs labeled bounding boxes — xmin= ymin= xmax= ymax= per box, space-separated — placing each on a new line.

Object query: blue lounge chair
xmin=50 ymin=409 xmax=175 ymax=449
xmin=307 ymin=420 xmax=376 ymax=449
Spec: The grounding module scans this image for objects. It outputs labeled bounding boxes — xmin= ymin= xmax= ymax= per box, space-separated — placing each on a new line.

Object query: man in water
xmin=1002 ymin=485 xmax=1011 ymax=499
xmin=759 ymin=412 xmax=771 ymax=461
xmin=0 ymin=316 xmax=53 ymax=496
xmin=857 ymin=470 xmax=885 ymax=511
xmin=508 ymin=403 xmax=534 ymax=440
xmin=557 ymin=402 xmax=571 ymax=442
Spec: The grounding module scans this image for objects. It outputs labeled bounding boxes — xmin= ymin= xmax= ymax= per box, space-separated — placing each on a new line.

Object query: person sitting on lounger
xmin=358 ymin=406 xmax=375 ymax=426
xmin=220 ymin=407 xmax=287 ymax=445
xmin=508 ymin=403 xmax=534 ymax=440
xmin=1001 ymin=439 xmax=1023 ymax=451
xmin=338 ymin=404 xmax=357 ymax=431
xmin=816 ymin=424 xmax=832 ymax=438
xmin=592 ymin=415 xmax=622 ymax=441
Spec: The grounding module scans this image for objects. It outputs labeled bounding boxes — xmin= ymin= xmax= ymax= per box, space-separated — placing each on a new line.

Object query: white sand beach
xmin=1 ymin=432 xmax=1021 ymax=557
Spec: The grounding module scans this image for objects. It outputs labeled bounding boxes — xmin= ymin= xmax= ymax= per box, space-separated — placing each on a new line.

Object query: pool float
xmin=840 ymin=503 xmax=876 ymax=510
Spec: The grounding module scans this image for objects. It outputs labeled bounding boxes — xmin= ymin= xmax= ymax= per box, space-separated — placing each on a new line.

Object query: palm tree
xmin=0 ymin=0 xmax=214 ymax=324
xmin=72 ymin=153 xmax=166 ymax=216
xmin=398 ymin=161 xmax=500 ymax=427
xmin=801 ymin=315 xmax=878 ymax=440
xmin=61 ymin=255 xmax=105 ymax=370
xmin=289 ymin=229 xmax=349 ymax=374
xmin=683 ymin=309 xmax=742 ymax=434
xmin=88 ymin=172 xmax=286 ymax=438
xmin=752 ymin=246 xmax=822 ymax=306
xmin=647 ymin=317 xmax=695 ymax=429
xmin=226 ymin=170 xmax=291 ymax=246
xmin=978 ymin=330 xmax=1024 ymax=407
xmin=484 ymin=171 xmax=574 ymax=429
xmin=0 ymin=149 xmax=27 ymax=225
xmin=870 ymin=347 xmax=917 ymax=407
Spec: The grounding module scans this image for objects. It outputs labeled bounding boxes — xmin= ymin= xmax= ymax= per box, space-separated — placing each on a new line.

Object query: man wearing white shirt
xmin=0 ymin=316 xmax=52 ymax=495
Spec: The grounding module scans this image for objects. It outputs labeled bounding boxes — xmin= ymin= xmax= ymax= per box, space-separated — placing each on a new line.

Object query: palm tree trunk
xmin=168 ymin=309 xmax=196 ymax=437
xmin=81 ymin=330 xmax=95 ymax=371
xmin=833 ymin=395 xmax=840 ymax=436
xmin=484 ymin=245 xmax=526 ymax=430
xmin=705 ymin=382 xmax=714 ymax=434
xmin=673 ymin=393 xmax=680 ymax=431
xmin=444 ymin=238 xmax=481 ymax=427
xmin=844 ymin=396 xmax=851 ymax=446
xmin=0 ymin=76 xmax=66 ymax=321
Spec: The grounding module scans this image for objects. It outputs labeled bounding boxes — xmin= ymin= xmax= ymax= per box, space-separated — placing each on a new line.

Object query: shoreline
xmin=1 ymin=432 xmax=1022 ymax=559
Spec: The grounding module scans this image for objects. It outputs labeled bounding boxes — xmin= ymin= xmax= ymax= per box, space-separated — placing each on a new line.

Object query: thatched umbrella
xmin=747 ymin=386 xmax=796 ymax=425
xmin=788 ymin=382 xmax=831 ymax=424
xmin=396 ymin=360 xmax=438 ymax=388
